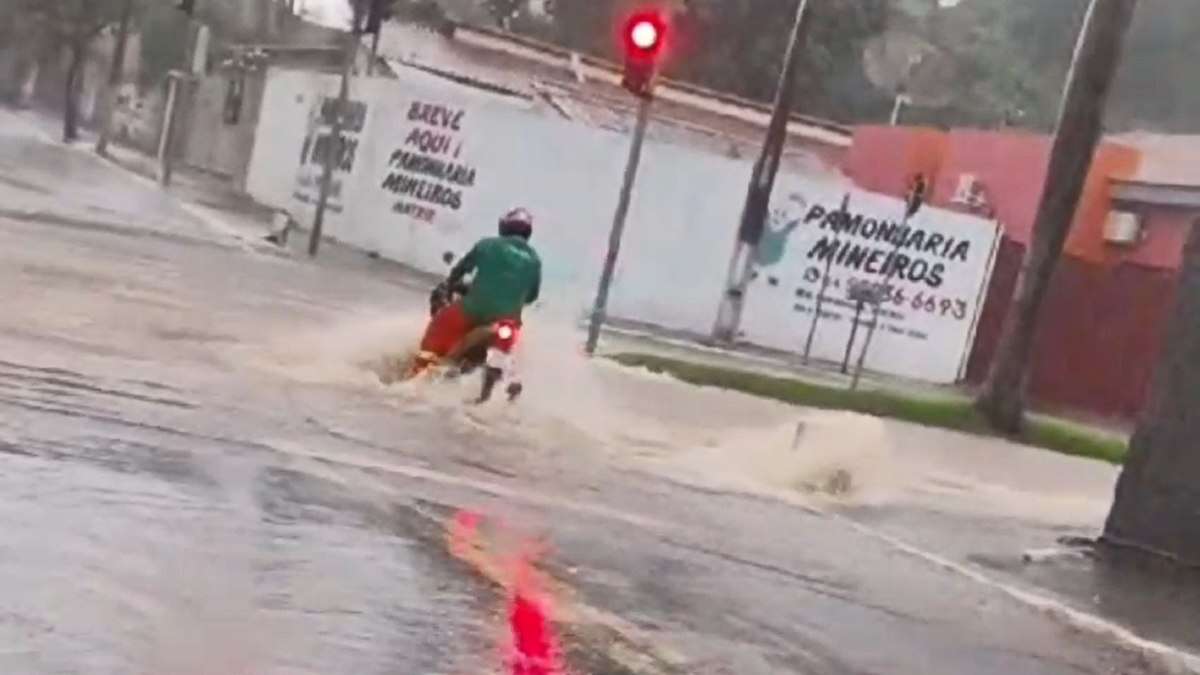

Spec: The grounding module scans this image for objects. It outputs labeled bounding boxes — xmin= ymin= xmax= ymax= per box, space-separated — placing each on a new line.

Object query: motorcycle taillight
xmin=492 ymin=321 xmax=520 ymax=352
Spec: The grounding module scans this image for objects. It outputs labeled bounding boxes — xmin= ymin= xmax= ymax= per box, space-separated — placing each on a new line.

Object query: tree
xmin=137 ymin=2 xmax=190 ymax=88
xmin=1105 ymin=222 xmax=1200 ymax=565
xmin=974 ymin=0 xmax=1139 ymax=434
xmin=16 ymin=0 xmax=130 ymax=141
xmin=95 ymin=0 xmax=137 ymax=157
xmin=483 ymin=0 xmax=523 ymax=28
xmin=541 ymin=0 xmax=616 ymax=54
xmin=391 ymin=0 xmax=452 ymax=31
xmin=1106 ymin=0 xmax=1200 ymax=131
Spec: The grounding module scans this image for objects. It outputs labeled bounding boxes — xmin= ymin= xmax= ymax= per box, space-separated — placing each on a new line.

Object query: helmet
xmin=498 ymin=208 xmax=533 ymax=240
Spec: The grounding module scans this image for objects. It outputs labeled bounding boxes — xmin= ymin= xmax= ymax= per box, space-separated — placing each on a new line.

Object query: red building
xmin=843 ymin=126 xmax=1200 ymax=420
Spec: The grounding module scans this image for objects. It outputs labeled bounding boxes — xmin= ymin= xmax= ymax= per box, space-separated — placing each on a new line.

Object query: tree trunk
xmin=62 ymin=43 xmax=85 ymax=143
xmin=974 ymin=0 xmax=1139 ymax=434
xmin=96 ymin=0 xmax=135 ymax=157
xmin=1105 ymin=221 xmax=1200 ymax=565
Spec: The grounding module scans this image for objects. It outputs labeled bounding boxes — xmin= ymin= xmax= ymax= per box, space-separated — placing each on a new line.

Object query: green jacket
xmin=449 ymin=236 xmax=542 ymax=324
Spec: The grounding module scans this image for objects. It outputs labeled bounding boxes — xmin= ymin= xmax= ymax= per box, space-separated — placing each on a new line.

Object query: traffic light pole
xmin=712 ymin=0 xmax=811 ymax=343
xmin=585 ymin=95 xmax=653 ymax=355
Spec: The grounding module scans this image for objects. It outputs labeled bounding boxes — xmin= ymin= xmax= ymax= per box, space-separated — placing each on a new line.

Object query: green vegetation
xmin=422 ymin=0 xmax=1200 ymax=132
xmin=612 ymin=353 xmax=1128 ymax=465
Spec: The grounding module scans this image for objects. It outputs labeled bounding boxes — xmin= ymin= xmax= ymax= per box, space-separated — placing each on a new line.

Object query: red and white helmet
xmin=499 ymin=208 xmax=534 ymax=240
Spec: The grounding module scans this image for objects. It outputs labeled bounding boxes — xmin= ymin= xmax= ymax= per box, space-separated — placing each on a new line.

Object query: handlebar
xmin=429 ymin=279 xmax=471 ymax=317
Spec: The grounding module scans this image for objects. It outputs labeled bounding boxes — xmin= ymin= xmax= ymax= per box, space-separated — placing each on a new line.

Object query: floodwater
xmin=0 ymin=107 xmax=1195 ymax=674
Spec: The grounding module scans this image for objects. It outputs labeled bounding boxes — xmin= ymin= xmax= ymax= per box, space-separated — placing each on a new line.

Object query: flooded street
xmin=0 ymin=108 xmax=1194 ymax=674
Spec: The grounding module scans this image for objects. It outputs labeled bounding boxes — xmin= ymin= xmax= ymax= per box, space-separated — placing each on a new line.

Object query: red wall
xmin=930 ymin=130 xmax=1051 ymax=241
xmin=844 ymin=126 xmax=948 ymax=198
xmin=1123 ymin=208 xmax=1193 ymax=270
xmin=967 ymin=240 xmax=1178 ymax=419
xmin=843 ymin=125 xmax=1199 ymax=419
xmin=844 ymin=126 xmax=1142 ymax=261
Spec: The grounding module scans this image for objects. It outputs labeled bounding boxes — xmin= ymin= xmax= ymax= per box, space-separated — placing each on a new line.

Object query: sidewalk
xmin=597 ymin=318 xmax=967 ymax=401
xmin=9 ymin=107 xmax=443 ymax=289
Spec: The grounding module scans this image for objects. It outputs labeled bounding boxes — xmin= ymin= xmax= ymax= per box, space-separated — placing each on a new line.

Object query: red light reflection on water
xmin=447 ymin=509 xmax=563 ymax=675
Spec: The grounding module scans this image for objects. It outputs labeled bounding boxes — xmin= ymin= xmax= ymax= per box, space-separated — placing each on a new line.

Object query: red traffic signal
xmin=626 ymin=17 xmax=663 ymax=54
xmin=621 ymin=11 xmax=667 ymax=98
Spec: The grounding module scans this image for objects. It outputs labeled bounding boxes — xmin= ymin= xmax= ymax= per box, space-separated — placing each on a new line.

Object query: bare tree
xmin=484 ymin=0 xmax=523 ymax=28
xmin=95 ymin=0 xmax=137 ymax=157
xmin=17 ymin=0 xmax=130 ymax=142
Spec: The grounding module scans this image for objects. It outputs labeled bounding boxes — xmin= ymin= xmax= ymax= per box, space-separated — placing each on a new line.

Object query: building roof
xmin=374 ymin=21 xmax=849 ymax=177
xmin=1111 ymin=132 xmax=1200 ymax=188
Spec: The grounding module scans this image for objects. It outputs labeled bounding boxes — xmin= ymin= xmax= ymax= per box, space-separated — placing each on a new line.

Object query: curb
xmin=824 ymin=508 xmax=1200 ymax=675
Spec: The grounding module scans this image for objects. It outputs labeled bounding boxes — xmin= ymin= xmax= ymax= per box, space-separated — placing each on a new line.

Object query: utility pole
xmin=95 ymin=0 xmax=135 ymax=158
xmin=584 ymin=11 xmax=666 ymax=355
xmin=585 ymin=96 xmax=653 ymax=355
xmin=975 ymin=0 xmax=1140 ymax=433
xmin=158 ymin=0 xmax=205 ymax=186
xmin=309 ymin=13 xmax=360 ymax=257
xmin=712 ymin=0 xmax=812 ymax=343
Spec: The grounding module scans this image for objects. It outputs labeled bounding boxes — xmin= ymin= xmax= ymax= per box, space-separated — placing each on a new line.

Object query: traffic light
xmin=176 ymin=0 xmax=195 ymax=16
xmin=621 ymin=11 xmax=667 ymax=98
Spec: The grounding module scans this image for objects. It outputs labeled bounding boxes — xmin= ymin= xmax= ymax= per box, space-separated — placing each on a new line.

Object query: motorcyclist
xmin=413 ymin=208 xmax=542 ymax=370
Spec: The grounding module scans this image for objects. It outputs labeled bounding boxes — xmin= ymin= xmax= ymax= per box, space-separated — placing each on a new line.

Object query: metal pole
xmin=712 ymin=0 xmax=812 ymax=342
xmin=889 ymin=93 xmax=909 ymax=126
xmin=585 ymin=96 xmax=653 ymax=355
xmin=850 ymin=211 xmax=912 ymax=391
xmin=802 ymin=192 xmax=848 ymax=362
xmin=156 ymin=74 xmax=180 ymax=185
xmin=841 ymin=301 xmax=864 ymax=374
xmin=309 ymin=29 xmax=356 ymax=257
xmin=96 ymin=0 xmax=134 ymax=158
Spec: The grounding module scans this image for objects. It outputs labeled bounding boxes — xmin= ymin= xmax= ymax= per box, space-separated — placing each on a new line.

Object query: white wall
xmin=245 ymin=67 xmax=999 ymax=384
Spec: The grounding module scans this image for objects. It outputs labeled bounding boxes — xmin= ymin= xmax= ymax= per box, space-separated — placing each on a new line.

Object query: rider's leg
xmin=415 ymin=300 xmax=472 ymax=368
